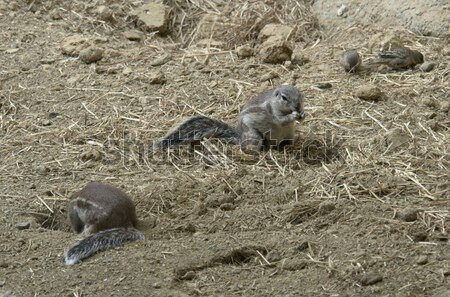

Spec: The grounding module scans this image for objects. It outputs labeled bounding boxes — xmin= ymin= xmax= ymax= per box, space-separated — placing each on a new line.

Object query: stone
xmin=16 ymin=222 xmax=30 ymax=230
xmin=61 ymin=35 xmax=88 ymax=57
xmin=416 ymin=255 xmax=428 ymax=265
xmin=396 ymin=207 xmax=418 ymax=222
xmin=360 ymin=271 xmax=383 ymax=286
xmin=97 ymin=5 xmax=114 ymax=22
xmin=258 ymin=23 xmax=294 ymax=43
xmin=236 ymin=44 xmax=254 ymax=59
xmin=420 ymin=62 xmax=435 ymax=72
xmin=258 ymin=40 xmax=293 ymax=64
xmin=133 ymin=2 xmax=169 ymax=35
xmin=122 ymin=30 xmax=144 ymax=42
xmin=282 ymin=259 xmax=307 ymax=271
xmin=355 ymin=85 xmax=383 ymax=101
xmin=147 ymin=71 xmax=166 ymax=84
xmin=291 ymin=49 xmax=309 ymax=65
xmin=150 ymin=54 xmax=171 ymax=66
xmin=79 ymin=46 xmax=103 ymax=64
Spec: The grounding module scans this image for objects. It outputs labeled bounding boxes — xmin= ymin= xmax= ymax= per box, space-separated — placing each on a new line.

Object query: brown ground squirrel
xmin=153 ymin=85 xmax=305 ymax=151
xmin=62 ymin=182 xmax=144 ymax=265
xmin=368 ymin=47 xmax=424 ymax=70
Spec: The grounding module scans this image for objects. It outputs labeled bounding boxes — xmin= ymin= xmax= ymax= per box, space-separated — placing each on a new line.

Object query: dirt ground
xmin=1 ymin=1 xmax=449 ymax=296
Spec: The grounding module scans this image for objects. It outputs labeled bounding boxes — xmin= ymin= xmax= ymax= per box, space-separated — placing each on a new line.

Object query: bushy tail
xmin=153 ymin=115 xmax=239 ymax=149
xmin=63 ymin=227 xmax=144 ymax=265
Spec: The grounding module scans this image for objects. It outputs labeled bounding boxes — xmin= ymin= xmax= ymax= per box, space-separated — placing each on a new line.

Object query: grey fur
xmin=63 ymin=227 xmax=144 ymax=265
xmin=340 ymin=49 xmax=361 ymax=73
xmin=155 ymin=85 xmax=305 ymax=151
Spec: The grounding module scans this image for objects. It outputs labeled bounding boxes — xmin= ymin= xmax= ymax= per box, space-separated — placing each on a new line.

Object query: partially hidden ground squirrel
xmin=153 ymin=85 xmax=305 ymax=151
xmin=340 ymin=49 xmax=362 ymax=73
xmin=368 ymin=47 xmax=424 ymax=70
xmin=62 ymin=182 xmax=144 ymax=265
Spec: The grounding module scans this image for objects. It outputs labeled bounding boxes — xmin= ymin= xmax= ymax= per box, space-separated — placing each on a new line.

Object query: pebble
xmin=122 ymin=30 xmax=144 ymax=42
xmin=16 ymin=222 xmax=30 ymax=230
xmin=416 ymin=255 xmax=428 ymax=265
xmin=360 ymin=271 xmax=383 ymax=286
xmin=236 ymin=44 xmax=254 ymax=59
xmin=282 ymin=258 xmax=307 ymax=271
xmin=396 ymin=207 xmax=418 ymax=222
xmin=79 ymin=46 xmax=103 ymax=64
xmin=420 ymin=62 xmax=435 ymax=72
xmin=355 ymin=85 xmax=383 ymax=101
xmin=150 ymin=54 xmax=172 ymax=66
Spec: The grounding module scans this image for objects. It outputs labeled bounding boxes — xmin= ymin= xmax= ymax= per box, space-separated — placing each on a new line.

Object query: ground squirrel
xmin=340 ymin=49 xmax=362 ymax=73
xmin=62 ymin=182 xmax=144 ymax=265
xmin=154 ymin=85 xmax=305 ymax=151
xmin=368 ymin=47 xmax=424 ymax=70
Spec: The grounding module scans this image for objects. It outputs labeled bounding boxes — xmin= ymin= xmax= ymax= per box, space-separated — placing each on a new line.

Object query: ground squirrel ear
xmin=274 ymin=89 xmax=280 ymax=97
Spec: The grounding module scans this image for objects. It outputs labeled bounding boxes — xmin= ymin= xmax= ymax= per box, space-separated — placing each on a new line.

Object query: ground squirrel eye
xmin=281 ymin=94 xmax=288 ymax=101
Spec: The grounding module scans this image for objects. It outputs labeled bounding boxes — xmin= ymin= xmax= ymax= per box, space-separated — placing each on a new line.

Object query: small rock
xmin=355 ymin=85 xmax=383 ymax=101
xmin=61 ymin=35 xmax=88 ymax=57
xmin=152 ymin=282 xmax=161 ymax=288
xmin=337 ymin=4 xmax=348 ymax=17
xmin=416 ymin=255 xmax=428 ymax=265
xmin=420 ymin=62 xmax=435 ymax=72
xmin=123 ymin=67 xmax=133 ymax=75
xmin=265 ymin=250 xmax=282 ymax=263
xmin=313 ymin=82 xmax=332 ymax=89
xmin=318 ymin=201 xmax=335 ymax=215
xmin=282 ymin=259 xmax=307 ymax=271
xmin=147 ymin=71 xmax=166 ymax=84
xmin=283 ymin=60 xmax=294 ymax=71
xmin=195 ymin=203 xmax=207 ymax=216
xmin=260 ymin=71 xmax=279 ymax=82
xmin=412 ymin=231 xmax=428 ymax=242
xmin=236 ymin=44 xmax=254 ymax=59
xmin=258 ymin=40 xmax=293 ymax=64
xmin=133 ymin=2 xmax=169 ymax=35
xmin=48 ymin=112 xmax=60 ymax=118
xmin=80 ymin=148 xmax=102 ymax=161
xmin=150 ymin=54 xmax=171 ymax=66
xmin=49 ymin=9 xmax=63 ymax=20
xmin=396 ymin=207 xmax=418 ymax=222
xmin=258 ymin=23 xmax=294 ymax=44
xmin=360 ymin=271 xmax=383 ymax=286
xmin=79 ymin=46 xmax=103 ymax=64
xmin=122 ymin=30 xmax=144 ymax=42
xmin=440 ymin=101 xmax=450 ymax=113
xmin=97 ymin=5 xmax=114 ymax=22
xmin=296 ymin=241 xmax=309 ymax=252
xmin=178 ymin=271 xmax=196 ymax=281
xmin=41 ymin=119 xmax=52 ymax=126
xmin=16 ymin=222 xmax=30 ymax=230
xmin=291 ymin=49 xmax=309 ymax=66
xmin=219 ymin=203 xmax=235 ymax=211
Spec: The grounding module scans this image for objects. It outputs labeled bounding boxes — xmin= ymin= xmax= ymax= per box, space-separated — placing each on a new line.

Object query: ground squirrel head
xmin=271 ymin=85 xmax=305 ymax=119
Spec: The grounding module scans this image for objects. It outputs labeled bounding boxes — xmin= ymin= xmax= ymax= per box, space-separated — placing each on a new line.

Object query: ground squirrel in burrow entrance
xmin=153 ymin=85 xmax=305 ymax=152
xmin=62 ymin=182 xmax=144 ymax=265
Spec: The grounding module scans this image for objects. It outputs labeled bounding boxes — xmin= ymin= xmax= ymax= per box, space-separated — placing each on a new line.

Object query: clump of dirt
xmin=0 ymin=0 xmax=449 ymax=296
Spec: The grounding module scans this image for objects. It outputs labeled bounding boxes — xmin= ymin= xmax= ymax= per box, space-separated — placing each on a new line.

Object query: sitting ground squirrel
xmin=154 ymin=85 xmax=305 ymax=151
xmin=62 ymin=182 xmax=144 ymax=265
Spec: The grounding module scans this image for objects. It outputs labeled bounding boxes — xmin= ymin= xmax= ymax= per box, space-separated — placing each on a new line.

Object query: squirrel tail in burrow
xmin=62 ymin=227 xmax=144 ymax=265
xmin=153 ymin=115 xmax=240 ymax=149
